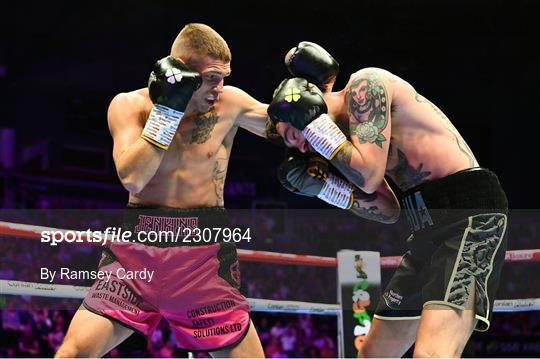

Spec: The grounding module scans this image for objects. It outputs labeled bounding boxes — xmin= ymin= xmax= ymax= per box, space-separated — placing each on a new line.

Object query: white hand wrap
xmin=141 ymin=104 xmax=184 ymax=150
xmin=302 ymin=114 xmax=347 ymax=160
xmin=317 ymin=172 xmax=354 ymax=209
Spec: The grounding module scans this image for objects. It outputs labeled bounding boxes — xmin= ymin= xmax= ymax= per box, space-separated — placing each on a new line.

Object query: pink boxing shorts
xmin=83 ymin=205 xmax=250 ymax=352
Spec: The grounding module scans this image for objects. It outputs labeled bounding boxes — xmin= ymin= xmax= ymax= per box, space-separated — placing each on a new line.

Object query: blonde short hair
xmin=171 ymin=23 xmax=231 ymax=62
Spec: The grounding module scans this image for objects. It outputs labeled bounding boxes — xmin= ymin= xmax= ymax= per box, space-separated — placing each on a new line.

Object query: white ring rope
xmin=1 ymin=279 xmax=539 ymax=314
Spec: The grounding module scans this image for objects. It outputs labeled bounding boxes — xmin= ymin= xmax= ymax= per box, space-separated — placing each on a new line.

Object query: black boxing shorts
xmin=374 ymin=168 xmax=508 ymax=331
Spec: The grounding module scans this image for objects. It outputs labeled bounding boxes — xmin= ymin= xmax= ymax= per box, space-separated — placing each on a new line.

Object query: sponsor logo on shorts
xmin=134 ymin=215 xmax=198 ymax=234
xmin=382 ymin=289 xmax=403 ymax=309
xmin=402 ymin=191 xmax=434 ymax=232
xmin=191 ymin=317 xmax=216 ymax=328
xmin=90 ymin=278 xmax=143 ymax=314
xmin=186 ymin=300 xmax=237 ymax=319
xmin=193 ymin=323 xmax=243 ymax=338
xmin=186 ymin=300 xmax=243 ymax=338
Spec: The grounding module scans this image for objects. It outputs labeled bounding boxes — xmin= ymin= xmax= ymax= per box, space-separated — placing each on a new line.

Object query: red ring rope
xmin=1 ymin=221 xmax=538 ymax=268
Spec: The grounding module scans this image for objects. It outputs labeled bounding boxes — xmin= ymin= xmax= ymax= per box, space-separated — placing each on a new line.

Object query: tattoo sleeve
xmin=330 ymin=142 xmax=366 ymax=188
xmin=346 ymin=72 xmax=389 ymax=148
xmin=348 ymin=190 xmax=396 ymax=224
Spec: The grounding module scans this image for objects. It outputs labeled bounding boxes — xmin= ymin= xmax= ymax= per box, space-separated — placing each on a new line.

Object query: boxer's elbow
xmin=368 ymin=200 xmax=400 ymax=225
xmin=377 ymin=184 xmax=401 ymax=224
xmin=375 ymin=217 xmax=398 ymax=225
xmin=120 ymin=177 xmax=146 ymax=194
xmin=384 ymin=209 xmax=401 ymax=224
xmin=115 ymin=151 xmax=161 ymax=194
xmin=362 ymin=170 xmax=385 ymax=194
xmin=117 ymin=168 xmax=147 ymax=194
xmin=361 ymin=182 xmax=378 ymax=195
xmin=123 ymin=181 xmax=145 ymax=194
xmin=350 ymin=155 xmax=386 ymax=194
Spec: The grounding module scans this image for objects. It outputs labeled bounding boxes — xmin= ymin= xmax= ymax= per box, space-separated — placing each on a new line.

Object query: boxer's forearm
xmin=302 ymin=115 xmax=384 ymax=192
xmin=115 ymin=138 xmax=165 ymax=193
xmin=330 ymin=142 xmax=383 ymax=194
xmin=348 ymin=179 xmax=400 ymax=224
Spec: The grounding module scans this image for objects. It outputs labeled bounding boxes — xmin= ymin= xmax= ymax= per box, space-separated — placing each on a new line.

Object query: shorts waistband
xmin=126 ymin=202 xmax=227 ymax=214
xmin=400 ymin=168 xmax=508 ymax=232
xmin=122 ymin=203 xmax=230 ymax=247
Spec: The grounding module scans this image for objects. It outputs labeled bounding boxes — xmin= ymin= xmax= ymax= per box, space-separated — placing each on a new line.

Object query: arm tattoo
xmin=212 ymin=157 xmax=227 ymax=206
xmin=331 ymin=142 xmax=365 ymax=188
xmin=353 ymin=189 xmax=378 ymax=202
xmin=350 ymin=206 xmax=394 ymax=223
xmin=190 ymin=108 xmax=219 ymax=144
xmin=350 ymin=191 xmax=393 ymax=223
xmin=415 ymin=93 xmax=478 ymax=167
xmin=346 ymin=72 xmax=389 ymax=148
xmin=386 ymin=148 xmax=431 ymax=190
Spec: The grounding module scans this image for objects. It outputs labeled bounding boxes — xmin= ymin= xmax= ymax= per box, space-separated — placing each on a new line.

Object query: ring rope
xmin=1 ymin=221 xmax=539 ymax=268
xmin=1 ymin=279 xmax=539 ymax=314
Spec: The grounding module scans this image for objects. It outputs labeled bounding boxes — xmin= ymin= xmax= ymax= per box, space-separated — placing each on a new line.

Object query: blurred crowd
xmin=0 ymin=301 xmax=338 ymax=358
xmin=1 ymin=210 xmax=539 ymax=357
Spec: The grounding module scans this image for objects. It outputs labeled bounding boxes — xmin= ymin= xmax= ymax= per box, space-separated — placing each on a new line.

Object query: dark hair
xmin=265 ymin=117 xmax=286 ymax=147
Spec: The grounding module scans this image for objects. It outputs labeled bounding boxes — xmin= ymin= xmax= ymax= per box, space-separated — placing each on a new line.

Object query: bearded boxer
xmin=56 ymin=24 xmax=268 ymax=358
xmin=268 ymin=42 xmax=508 ymax=357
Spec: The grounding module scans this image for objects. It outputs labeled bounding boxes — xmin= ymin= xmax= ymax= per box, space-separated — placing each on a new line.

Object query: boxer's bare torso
xmin=326 ymin=67 xmax=478 ymax=192
xmin=109 ymin=86 xmax=267 ymax=208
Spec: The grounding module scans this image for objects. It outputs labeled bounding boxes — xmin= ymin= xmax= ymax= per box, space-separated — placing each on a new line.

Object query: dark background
xmin=0 ymin=0 xmax=538 ymax=208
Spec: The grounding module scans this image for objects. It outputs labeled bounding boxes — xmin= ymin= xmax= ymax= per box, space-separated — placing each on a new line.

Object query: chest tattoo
xmin=190 ymin=108 xmax=219 ymax=145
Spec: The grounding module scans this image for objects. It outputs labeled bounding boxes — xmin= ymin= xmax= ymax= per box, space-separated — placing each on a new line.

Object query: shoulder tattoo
xmin=346 ymin=72 xmax=389 ymax=148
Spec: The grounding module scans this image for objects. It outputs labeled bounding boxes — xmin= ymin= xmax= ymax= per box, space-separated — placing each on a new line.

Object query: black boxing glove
xmin=279 ymin=150 xmax=354 ymax=209
xmin=267 ymin=77 xmax=327 ymax=130
xmin=141 ymin=56 xmax=202 ymax=150
xmin=268 ymin=78 xmax=347 ymax=160
xmin=285 ymin=41 xmax=339 ymax=89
